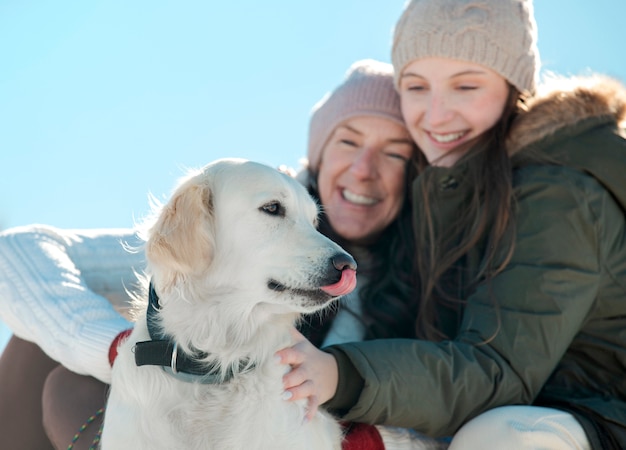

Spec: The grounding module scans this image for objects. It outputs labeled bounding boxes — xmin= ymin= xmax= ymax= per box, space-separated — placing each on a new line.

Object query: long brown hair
xmin=413 ymin=86 xmax=525 ymax=341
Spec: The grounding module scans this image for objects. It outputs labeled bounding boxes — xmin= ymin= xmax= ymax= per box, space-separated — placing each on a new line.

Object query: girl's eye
xmin=260 ymin=201 xmax=285 ymax=217
xmin=403 ymin=84 xmax=426 ymax=92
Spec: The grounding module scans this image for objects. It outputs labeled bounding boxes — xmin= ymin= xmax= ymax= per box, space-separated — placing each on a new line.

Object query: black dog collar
xmin=134 ymin=283 xmax=252 ymax=384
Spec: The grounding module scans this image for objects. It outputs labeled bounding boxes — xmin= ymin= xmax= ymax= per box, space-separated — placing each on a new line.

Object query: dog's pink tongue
xmin=321 ymin=269 xmax=357 ymax=297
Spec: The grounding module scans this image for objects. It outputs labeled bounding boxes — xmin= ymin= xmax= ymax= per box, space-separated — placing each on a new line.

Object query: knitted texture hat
xmin=392 ymin=0 xmax=540 ymax=95
xmin=307 ymin=59 xmax=405 ymax=173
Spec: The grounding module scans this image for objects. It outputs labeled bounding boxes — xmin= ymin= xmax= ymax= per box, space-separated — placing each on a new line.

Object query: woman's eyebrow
xmin=338 ymin=124 xmax=364 ymax=136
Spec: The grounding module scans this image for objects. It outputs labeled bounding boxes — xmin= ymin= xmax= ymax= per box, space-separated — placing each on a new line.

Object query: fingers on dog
xmin=275 ymin=344 xmax=304 ymax=367
xmin=281 ymin=362 xmax=307 ymax=391
xmin=284 ymin=378 xmax=316 ymax=404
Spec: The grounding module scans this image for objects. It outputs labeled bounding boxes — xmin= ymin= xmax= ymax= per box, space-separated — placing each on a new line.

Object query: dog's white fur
xmin=101 ymin=159 xmax=355 ymax=450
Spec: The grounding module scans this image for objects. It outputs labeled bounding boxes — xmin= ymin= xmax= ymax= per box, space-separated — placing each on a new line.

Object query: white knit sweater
xmin=0 ymin=225 xmax=143 ymax=383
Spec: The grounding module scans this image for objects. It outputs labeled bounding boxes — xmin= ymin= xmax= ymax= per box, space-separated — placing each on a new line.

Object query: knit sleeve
xmin=0 ymin=225 xmax=142 ymax=383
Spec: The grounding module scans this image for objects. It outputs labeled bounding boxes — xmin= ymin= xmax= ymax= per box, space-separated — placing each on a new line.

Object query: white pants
xmin=449 ymin=406 xmax=591 ymax=450
xmin=377 ymin=406 xmax=591 ymax=450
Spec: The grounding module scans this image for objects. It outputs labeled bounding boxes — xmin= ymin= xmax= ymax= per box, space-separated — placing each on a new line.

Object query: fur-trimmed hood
xmin=507 ymin=74 xmax=626 ymax=155
xmin=507 ymin=74 xmax=626 ymax=213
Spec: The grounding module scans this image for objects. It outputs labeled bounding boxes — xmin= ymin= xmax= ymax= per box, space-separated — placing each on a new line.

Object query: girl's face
xmin=398 ymin=57 xmax=510 ymax=167
xmin=317 ymin=116 xmax=413 ymax=245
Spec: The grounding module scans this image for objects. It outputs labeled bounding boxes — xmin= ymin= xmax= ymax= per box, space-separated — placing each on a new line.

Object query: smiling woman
xmin=316 ymin=116 xmax=413 ymax=244
xmin=306 ymin=60 xmax=415 ymax=247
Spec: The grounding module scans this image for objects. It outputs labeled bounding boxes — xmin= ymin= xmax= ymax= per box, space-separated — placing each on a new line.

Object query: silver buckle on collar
xmin=171 ymin=342 xmax=179 ymax=374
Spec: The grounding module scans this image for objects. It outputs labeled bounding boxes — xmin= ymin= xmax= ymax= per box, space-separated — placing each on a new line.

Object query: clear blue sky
xmin=1 ymin=0 xmax=625 ymax=231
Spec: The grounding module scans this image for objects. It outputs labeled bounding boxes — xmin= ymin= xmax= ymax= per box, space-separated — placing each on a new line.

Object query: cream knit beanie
xmin=307 ymin=59 xmax=405 ymax=173
xmin=392 ymin=0 xmax=540 ymax=95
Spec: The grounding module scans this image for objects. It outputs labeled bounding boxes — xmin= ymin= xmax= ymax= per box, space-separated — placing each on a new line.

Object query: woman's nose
xmin=348 ymin=146 xmax=378 ymax=180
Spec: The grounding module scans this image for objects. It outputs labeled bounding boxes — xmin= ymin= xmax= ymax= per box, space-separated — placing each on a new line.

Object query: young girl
xmin=279 ymin=1 xmax=626 ymax=449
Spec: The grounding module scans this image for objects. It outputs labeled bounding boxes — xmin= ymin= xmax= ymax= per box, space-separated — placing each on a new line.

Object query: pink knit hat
xmin=306 ymin=59 xmax=405 ymax=173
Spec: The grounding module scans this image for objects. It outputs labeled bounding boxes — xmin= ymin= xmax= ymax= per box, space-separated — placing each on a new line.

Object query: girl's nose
xmin=425 ymin=92 xmax=453 ymax=127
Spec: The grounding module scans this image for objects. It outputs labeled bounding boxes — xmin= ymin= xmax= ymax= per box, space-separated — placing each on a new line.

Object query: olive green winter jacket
xmin=325 ymin=75 xmax=626 ymax=449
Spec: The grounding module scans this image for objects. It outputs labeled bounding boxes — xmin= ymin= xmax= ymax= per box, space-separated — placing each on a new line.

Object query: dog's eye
xmin=260 ymin=201 xmax=285 ymax=217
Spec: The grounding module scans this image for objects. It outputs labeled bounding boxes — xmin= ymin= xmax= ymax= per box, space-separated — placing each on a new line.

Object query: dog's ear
xmin=146 ymin=177 xmax=215 ymax=283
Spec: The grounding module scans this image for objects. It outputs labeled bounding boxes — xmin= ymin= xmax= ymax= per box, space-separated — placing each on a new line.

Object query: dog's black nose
xmin=332 ymin=253 xmax=357 ymax=272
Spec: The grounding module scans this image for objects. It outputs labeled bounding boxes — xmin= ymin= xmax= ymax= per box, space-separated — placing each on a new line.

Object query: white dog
xmin=100 ymin=158 xmax=357 ymax=450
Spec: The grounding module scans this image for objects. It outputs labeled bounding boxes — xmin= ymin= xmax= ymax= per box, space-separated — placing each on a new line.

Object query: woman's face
xmin=317 ymin=116 xmax=413 ymax=245
xmin=398 ymin=57 xmax=510 ymax=167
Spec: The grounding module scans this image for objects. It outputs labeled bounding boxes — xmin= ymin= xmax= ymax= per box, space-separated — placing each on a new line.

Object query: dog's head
xmin=145 ymin=158 xmax=357 ymax=318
